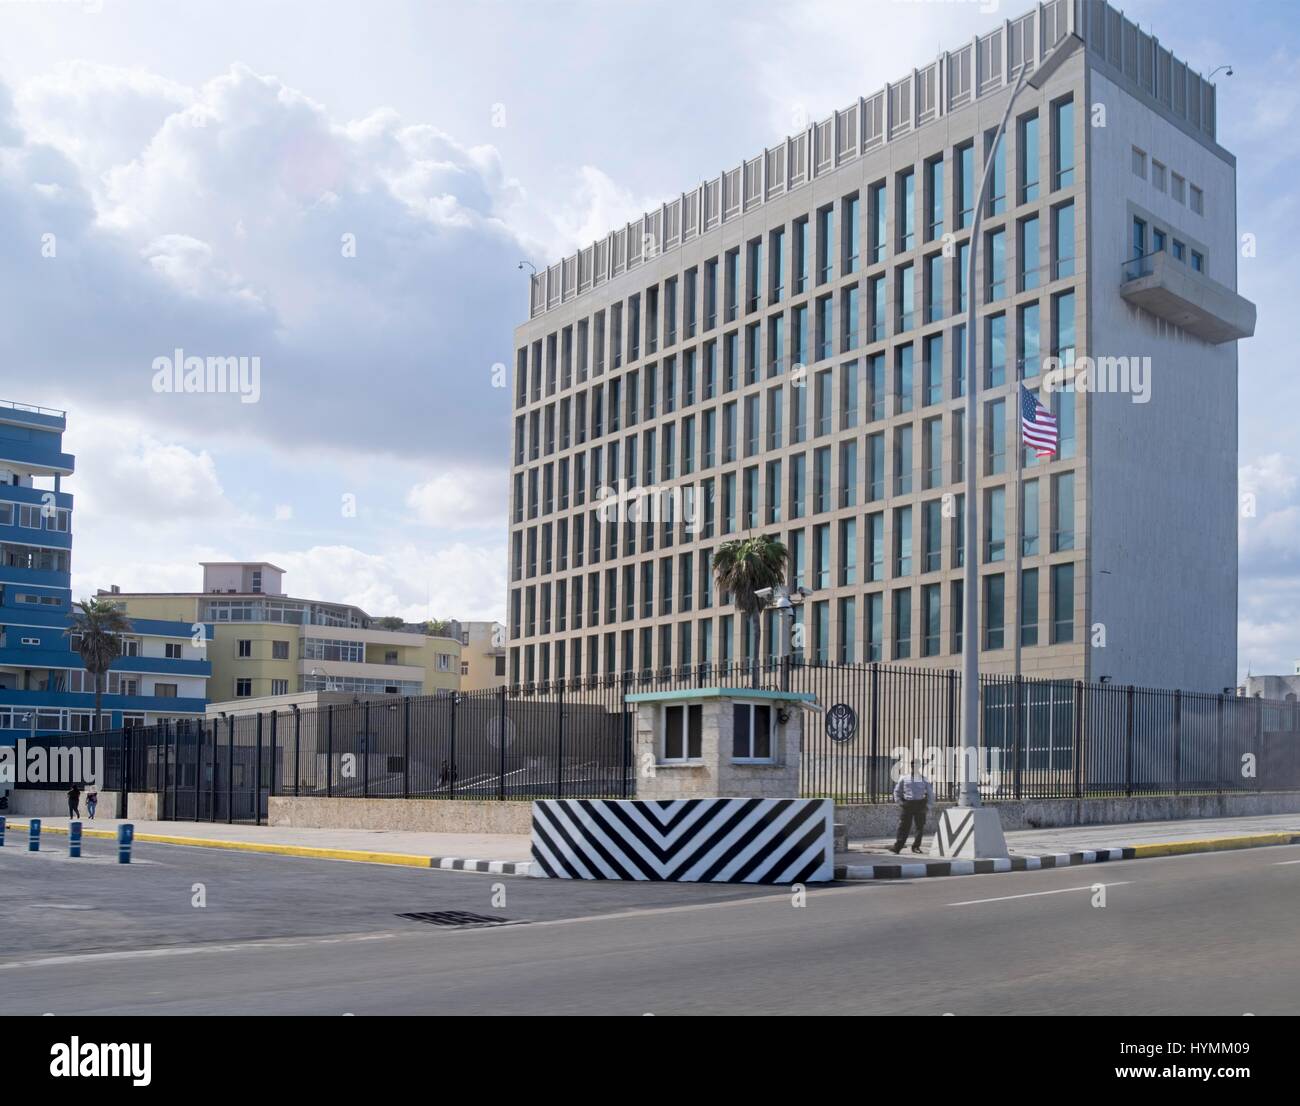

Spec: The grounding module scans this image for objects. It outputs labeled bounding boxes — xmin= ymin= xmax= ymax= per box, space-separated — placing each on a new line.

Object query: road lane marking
xmin=949 ymin=881 xmax=1131 ymax=906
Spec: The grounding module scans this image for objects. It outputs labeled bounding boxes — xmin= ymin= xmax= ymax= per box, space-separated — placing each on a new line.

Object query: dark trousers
xmin=893 ymin=800 xmax=927 ymax=850
xmin=68 ymin=802 xmax=80 ymax=819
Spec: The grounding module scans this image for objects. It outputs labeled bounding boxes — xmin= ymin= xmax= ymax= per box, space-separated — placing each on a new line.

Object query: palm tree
xmin=66 ymin=598 xmax=133 ymax=731
xmin=711 ymin=535 xmax=789 ymax=680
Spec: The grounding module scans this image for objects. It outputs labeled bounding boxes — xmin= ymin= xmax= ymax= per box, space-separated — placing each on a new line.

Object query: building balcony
xmin=1120 ymin=251 xmax=1256 ymax=344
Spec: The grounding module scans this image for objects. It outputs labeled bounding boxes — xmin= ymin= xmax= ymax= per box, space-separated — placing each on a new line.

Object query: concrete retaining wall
xmin=836 ymin=791 xmax=1300 ymax=838
xmin=269 ymin=796 xmax=534 ymax=834
xmin=4 ymin=790 xmax=126 ymax=817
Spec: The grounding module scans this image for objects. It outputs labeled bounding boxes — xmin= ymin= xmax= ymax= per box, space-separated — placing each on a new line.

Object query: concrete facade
xmin=506 ymin=0 xmax=1247 ymax=695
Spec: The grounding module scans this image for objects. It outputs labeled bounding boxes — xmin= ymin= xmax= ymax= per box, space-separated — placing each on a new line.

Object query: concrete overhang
xmin=1120 ymin=250 xmax=1256 ymax=344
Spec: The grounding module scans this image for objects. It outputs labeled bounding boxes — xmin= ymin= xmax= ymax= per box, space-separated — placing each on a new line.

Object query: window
xmin=894 ymin=423 xmax=913 ymax=493
xmin=155 ymin=683 xmax=178 ymax=698
xmin=1151 ymin=160 xmax=1167 ymax=192
xmin=1018 ymin=112 xmax=1039 ymax=203
xmin=896 ymin=344 xmax=914 ymax=414
xmin=1131 ymin=147 xmax=1147 ymax=178
xmin=985 ymin=398 xmax=1006 ymax=475
xmin=238 ymin=639 xmax=252 ymax=658
xmin=1052 ymin=201 xmax=1075 ymax=278
xmin=1020 ymin=568 xmax=1039 ymax=647
xmin=985 ymin=128 xmax=1006 ymax=215
xmin=956 ymin=141 xmax=974 ymax=229
xmin=1052 ymin=472 xmax=1075 ymax=551
xmin=235 ymin=678 xmax=252 ymax=697
xmin=897 ymin=168 xmax=915 ymax=251
xmin=922 ymin=498 xmax=942 ymax=572
xmin=893 ymin=588 xmax=912 ymax=660
xmin=1019 ymin=214 xmax=1040 ymax=291
xmin=1171 ymin=172 xmax=1186 ymax=204
xmin=844 ymin=192 xmax=860 ymax=274
xmin=1190 ymin=184 xmax=1204 ymax=215
xmin=925 ymin=156 xmax=944 ymax=240
xmin=984 ymin=574 xmax=1005 ymax=650
xmin=894 ymin=505 xmax=912 ymax=576
xmin=272 ymin=679 xmax=290 ymax=695
xmin=817 ymin=206 xmax=834 ymax=283
xmin=663 ymin=704 xmax=703 ymax=761
xmin=165 ymin=642 xmax=183 ymax=660
xmin=986 ymin=314 xmax=1006 ymax=388
xmin=1051 ymin=563 xmax=1074 ymax=643
xmin=733 ymin=707 xmax=769 ymax=764
xmin=921 ymin=583 xmax=941 ymax=657
xmin=865 ymin=592 xmax=883 ymax=661
xmin=1021 ymin=478 xmax=1040 ymax=555
xmin=985 ymin=486 xmax=1006 ymax=563
xmin=869 ymin=181 xmax=887 ymax=263
xmin=986 ymin=228 xmax=1005 ymax=301
xmin=1191 ymin=250 xmax=1204 ymax=273
xmin=838 ymin=596 xmax=857 ymax=663
xmin=272 ymin=640 xmax=290 ymax=660
xmin=1051 ymin=98 xmax=1074 ymax=189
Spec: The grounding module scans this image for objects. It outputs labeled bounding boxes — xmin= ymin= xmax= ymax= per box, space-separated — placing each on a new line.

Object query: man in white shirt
xmin=889 ymin=759 xmax=930 ymax=855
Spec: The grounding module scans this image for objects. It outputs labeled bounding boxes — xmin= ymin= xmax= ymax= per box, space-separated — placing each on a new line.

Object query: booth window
xmin=732 ymin=703 xmax=773 ymax=761
xmin=663 ymin=704 xmax=703 ymax=761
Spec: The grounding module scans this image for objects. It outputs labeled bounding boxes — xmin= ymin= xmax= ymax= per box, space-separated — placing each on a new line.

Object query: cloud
xmin=0 ymin=61 xmax=525 ymax=468
xmin=405 ymin=467 xmax=506 ymax=531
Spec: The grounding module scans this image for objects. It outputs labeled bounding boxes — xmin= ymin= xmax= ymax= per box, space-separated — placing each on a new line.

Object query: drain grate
xmin=396 ymin=910 xmax=524 ymax=928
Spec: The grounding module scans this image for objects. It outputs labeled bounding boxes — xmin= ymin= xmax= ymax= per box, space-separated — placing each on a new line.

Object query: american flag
xmin=1020 ymin=384 xmax=1058 ymax=457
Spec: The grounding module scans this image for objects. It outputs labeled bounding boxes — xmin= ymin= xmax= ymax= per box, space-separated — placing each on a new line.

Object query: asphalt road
xmin=1 ymin=835 xmax=1297 ymax=1015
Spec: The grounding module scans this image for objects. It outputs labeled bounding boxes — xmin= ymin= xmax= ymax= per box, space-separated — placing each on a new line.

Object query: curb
xmin=3 ymin=821 xmax=534 ymax=875
xmin=835 ymin=831 xmax=1300 ymax=880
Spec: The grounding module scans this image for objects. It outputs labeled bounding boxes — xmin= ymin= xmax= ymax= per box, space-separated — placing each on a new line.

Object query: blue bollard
xmin=29 ymin=817 xmax=41 ymax=851
xmin=0 ymin=815 xmax=6 ymax=846
xmin=117 ymin=822 xmax=133 ymax=864
xmin=69 ymin=820 xmax=82 ymax=858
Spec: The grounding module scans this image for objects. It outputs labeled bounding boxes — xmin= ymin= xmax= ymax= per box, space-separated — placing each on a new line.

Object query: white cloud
xmin=405 ymin=468 xmax=505 ymax=531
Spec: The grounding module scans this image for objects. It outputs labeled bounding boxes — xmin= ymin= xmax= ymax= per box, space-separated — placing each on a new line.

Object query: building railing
xmin=0 ymin=399 xmax=67 ymax=418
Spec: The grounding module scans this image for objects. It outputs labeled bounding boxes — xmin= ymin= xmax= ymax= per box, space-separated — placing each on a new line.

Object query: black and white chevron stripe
xmin=530 ymin=798 xmax=834 ymax=883
xmin=933 ymin=808 xmax=976 ymax=857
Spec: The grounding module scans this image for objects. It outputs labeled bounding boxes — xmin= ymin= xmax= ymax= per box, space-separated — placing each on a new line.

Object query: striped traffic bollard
xmin=0 ymin=815 xmax=6 ymax=847
xmin=117 ymin=823 xmax=133 ymax=864
xmin=69 ymin=820 xmax=82 ymax=858
xmin=29 ymin=817 xmax=41 ymax=851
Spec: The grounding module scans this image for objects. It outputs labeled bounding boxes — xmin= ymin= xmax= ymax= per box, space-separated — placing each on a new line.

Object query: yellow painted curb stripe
xmin=2 ymin=821 xmax=433 ymax=868
xmin=1127 ymin=831 xmax=1300 ymax=858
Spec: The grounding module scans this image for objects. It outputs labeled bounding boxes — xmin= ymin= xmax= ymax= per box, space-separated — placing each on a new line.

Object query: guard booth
xmin=529 ymin=687 xmax=834 ymax=883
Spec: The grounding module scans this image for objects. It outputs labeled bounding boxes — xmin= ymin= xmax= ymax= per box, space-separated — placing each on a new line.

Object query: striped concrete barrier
xmin=530 ymin=797 xmax=834 ymax=883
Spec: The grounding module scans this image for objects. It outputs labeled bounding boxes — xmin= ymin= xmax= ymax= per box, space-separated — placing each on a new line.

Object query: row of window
xmin=509 ymin=474 xmax=1076 ymax=637
xmin=517 ymin=98 xmax=1078 ymax=409
xmin=0 ymin=502 xmax=71 ymax=532
xmin=513 ymin=280 xmax=1078 ymax=477
xmin=508 ymin=561 xmax=1076 ymax=684
xmin=1130 ymin=146 xmax=1205 ymax=214
xmin=512 ymin=391 xmax=1078 ymax=577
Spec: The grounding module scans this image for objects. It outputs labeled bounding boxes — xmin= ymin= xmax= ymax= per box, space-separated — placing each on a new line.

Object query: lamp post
xmin=756 ymin=584 xmax=812 ymax=691
xmin=939 ymin=36 xmax=1077 ymax=858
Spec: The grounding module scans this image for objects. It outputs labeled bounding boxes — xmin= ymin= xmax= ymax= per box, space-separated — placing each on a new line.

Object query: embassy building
xmin=507 ymin=0 xmax=1254 ymax=694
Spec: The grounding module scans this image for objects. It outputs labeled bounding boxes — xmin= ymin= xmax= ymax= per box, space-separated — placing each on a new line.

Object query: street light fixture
xmin=756 ymin=584 xmax=813 ymax=691
xmin=945 ymin=35 xmax=1079 ymax=859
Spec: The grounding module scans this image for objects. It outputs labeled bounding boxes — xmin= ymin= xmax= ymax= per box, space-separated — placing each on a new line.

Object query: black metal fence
xmin=13 ymin=661 xmax=1300 ymax=820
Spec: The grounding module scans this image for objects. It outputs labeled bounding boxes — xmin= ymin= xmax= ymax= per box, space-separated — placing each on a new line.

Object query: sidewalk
xmin=0 ymin=815 xmax=534 ymax=875
xmin=4 ymin=812 xmax=1296 ymax=882
xmin=837 ymin=813 xmax=1300 ymax=880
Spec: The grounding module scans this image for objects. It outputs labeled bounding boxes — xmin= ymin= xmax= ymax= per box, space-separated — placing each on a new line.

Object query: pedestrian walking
xmin=67 ymin=785 xmax=82 ymax=820
xmin=889 ymin=760 xmax=930 ymax=855
xmin=86 ymin=791 xmax=98 ymax=820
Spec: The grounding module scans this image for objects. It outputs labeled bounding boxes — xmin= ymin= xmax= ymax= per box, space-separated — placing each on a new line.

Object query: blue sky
xmin=0 ymin=0 xmax=1297 ymax=676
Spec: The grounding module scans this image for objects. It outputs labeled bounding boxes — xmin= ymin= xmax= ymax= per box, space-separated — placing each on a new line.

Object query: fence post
xmin=363 ymin=700 xmax=371 ymax=799
xmin=497 ymin=686 xmax=507 ymax=801
xmin=293 ymin=705 xmax=301 ymax=798
xmin=194 ymin=720 xmax=202 ymax=821
xmin=403 ymin=696 xmax=411 ymax=801
xmin=255 ymin=712 xmax=264 ymax=827
xmin=1172 ymin=690 xmax=1182 ymax=797
xmin=1256 ymin=697 xmax=1264 ymax=793
xmin=621 ymin=697 xmax=632 ymax=798
xmin=871 ymin=663 xmax=882 ymax=803
xmin=326 ymin=704 xmax=334 ymax=799
xmin=1216 ymin=693 xmax=1225 ymax=794
xmin=169 ymin=721 xmax=178 ymax=820
xmin=209 ymin=719 xmax=217 ymax=822
xmin=448 ymin=693 xmax=458 ymax=798
xmin=1124 ymin=685 xmax=1135 ymax=798
xmin=1012 ymin=675 xmax=1023 ymax=800
xmin=226 ymin=714 xmax=234 ymax=824
xmin=1073 ymin=680 xmax=1084 ymax=798
xmin=269 ymin=710 xmax=278 ymax=804
xmin=119 ymin=728 xmax=132 ymax=819
xmin=556 ymin=682 xmax=566 ymax=799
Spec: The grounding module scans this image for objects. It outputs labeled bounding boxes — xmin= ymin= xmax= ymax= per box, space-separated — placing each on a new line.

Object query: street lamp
xmin=756 ymin=584 xmax=812 ymax=691
xmin=945 ymin=36 xmax=1078 ymax=859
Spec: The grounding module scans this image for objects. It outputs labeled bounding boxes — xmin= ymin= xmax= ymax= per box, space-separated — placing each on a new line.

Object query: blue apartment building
xmin=0 ymin=400 xmax=211 ymax=742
